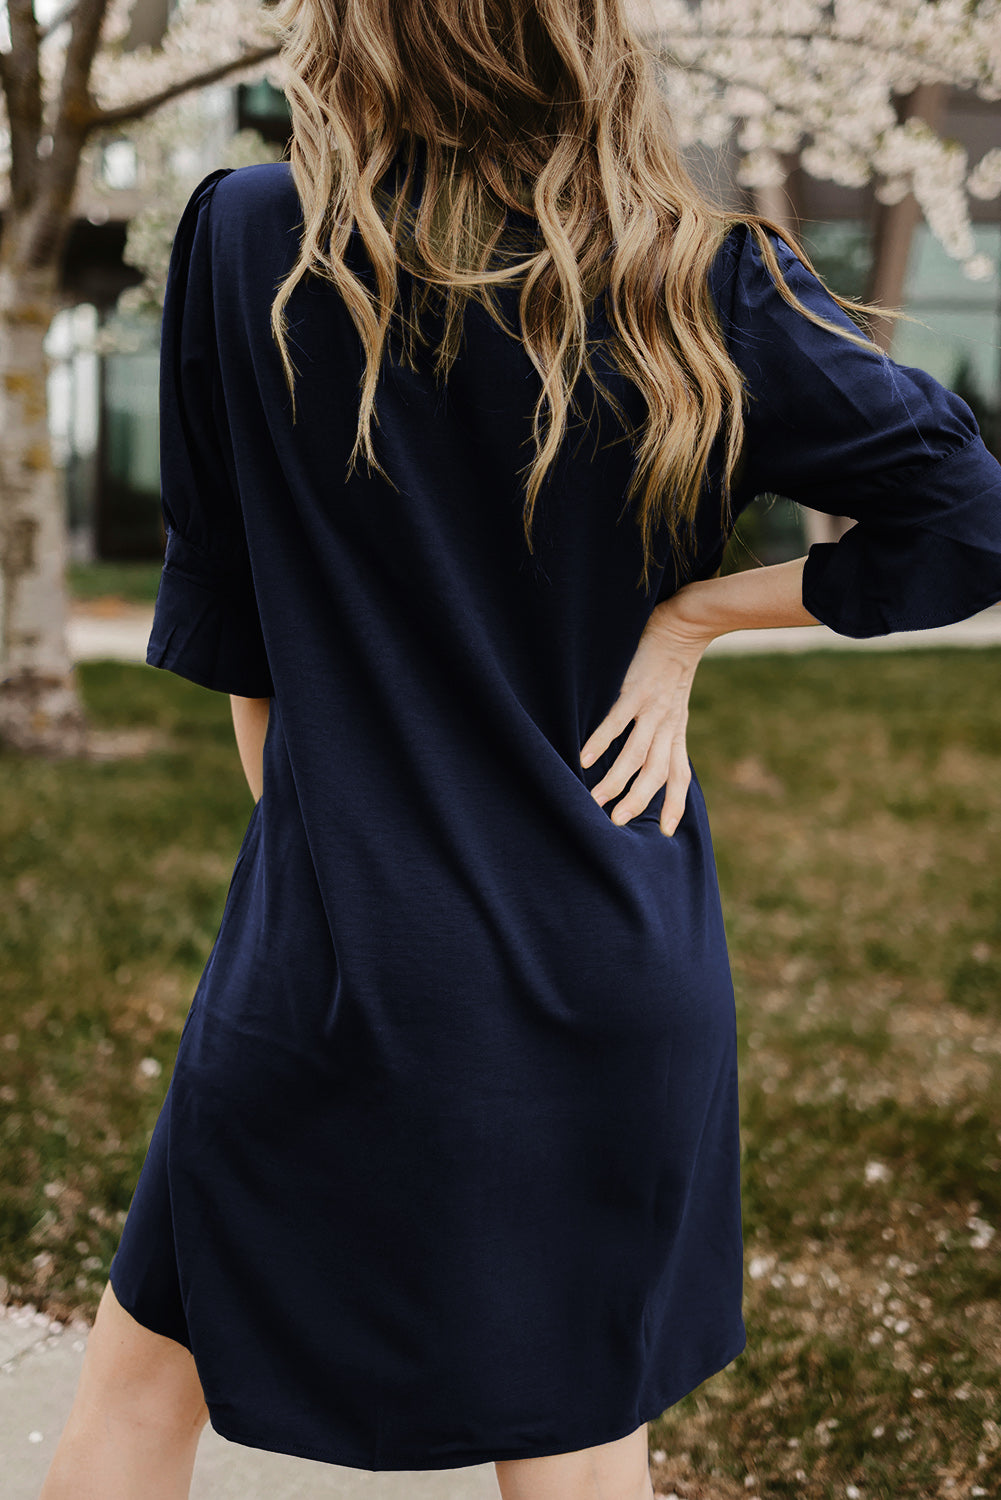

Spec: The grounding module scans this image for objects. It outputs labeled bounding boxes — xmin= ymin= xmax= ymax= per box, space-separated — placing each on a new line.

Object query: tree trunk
xmin=0 ymin=249 xmax=89 ymax=756
xmin=0 ymin=0 xmax=275 ymax=758
xmin=865 ymin=83 xmax=947 ymax=354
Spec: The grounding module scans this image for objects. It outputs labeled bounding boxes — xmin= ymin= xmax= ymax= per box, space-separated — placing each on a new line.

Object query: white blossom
xmin=967 ymin=1215 xmax=996 ymax=1250
xmin=963 ymin=253 xmax=997 ymax=282
xmin=629 ymin=0 xmax=1001 ymax=278
xmin=748 ymin=1253 xmax=775 ymax=1279
xmin=968 ymin=147 xmax=1001 ymax=200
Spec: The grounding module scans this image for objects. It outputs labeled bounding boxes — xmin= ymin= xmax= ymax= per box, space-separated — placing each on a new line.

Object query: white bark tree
xmin=0 ymin=0 xmax=279 ymax=754
xmin=2 ymin=1 xmax=1000 ymax=754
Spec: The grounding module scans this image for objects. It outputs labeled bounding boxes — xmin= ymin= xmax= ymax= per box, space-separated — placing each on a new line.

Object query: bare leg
xmin=38 ymin=1278 xmax=210 ymax=1500
xmin=495 ymin=1421 xmax=655 ymax=1500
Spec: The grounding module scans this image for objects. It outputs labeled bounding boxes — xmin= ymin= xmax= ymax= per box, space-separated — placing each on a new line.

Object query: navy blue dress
xmin=108 ymin=151 xmax=1001 ymax=1471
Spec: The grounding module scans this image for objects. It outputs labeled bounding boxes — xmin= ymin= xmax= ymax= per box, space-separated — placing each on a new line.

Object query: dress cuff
xmin=801 ymin=438 xmax=1001 ymax=638
xmin=145 ymin=531 xmax=273 ymax=698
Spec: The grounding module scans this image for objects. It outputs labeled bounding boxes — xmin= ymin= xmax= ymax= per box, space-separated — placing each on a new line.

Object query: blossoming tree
xmin=2 ymin=0 xmax=1000 ymax=754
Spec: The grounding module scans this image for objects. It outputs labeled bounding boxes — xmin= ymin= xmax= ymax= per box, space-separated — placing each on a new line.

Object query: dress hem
xmin=203 ymin=1323 xmax=748 ymax=1473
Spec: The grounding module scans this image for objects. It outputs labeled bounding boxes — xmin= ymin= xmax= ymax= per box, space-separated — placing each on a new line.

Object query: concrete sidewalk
xmin=703 ymin=601 xmax=1001 ymax=655
xmin=66 ymin=600 xmax=1001 ymax=666
xmin=1 ymin=1301 xmax=499 ymax=1499
xmin=68 ymin=601 xmax=155 ymax=666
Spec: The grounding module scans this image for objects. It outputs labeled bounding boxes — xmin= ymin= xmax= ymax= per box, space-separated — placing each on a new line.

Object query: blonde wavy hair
xmin=266 ymin=0 xmax=889 ymax=591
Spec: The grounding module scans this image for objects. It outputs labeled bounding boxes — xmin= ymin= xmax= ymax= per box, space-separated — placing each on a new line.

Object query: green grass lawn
xmin=67 ymin=559 xmax=163 ymax=606
xmin=1 ymin=650 xmax=999 ymax=1499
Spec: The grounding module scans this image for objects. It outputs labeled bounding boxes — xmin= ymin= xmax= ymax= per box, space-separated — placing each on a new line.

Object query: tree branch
xmin=4 ymin=0 xmax=44 ymax=212
xmin=19 ymin=0 xmax=112 ymax=269
xmin=85 ymin=43 xmax=281 ymax=131
xmin=865 ymin=82 xmax=947 ymax=351
xmin=53 ymin=0 xmax=110 ymax=140
xmin=40 ymin=3 xmax=80 ymax=42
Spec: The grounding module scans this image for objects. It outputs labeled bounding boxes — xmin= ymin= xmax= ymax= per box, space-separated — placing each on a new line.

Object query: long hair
xmin=266 ymin=0 xmax=889 ymax=591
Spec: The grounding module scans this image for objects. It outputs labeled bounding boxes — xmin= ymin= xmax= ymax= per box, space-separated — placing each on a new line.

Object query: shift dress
xmin=108 ymin=144 xmax=1001 ymax=1472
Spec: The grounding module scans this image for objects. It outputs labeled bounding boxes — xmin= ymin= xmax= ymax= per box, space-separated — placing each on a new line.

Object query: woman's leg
xmin=38 ymin=1278 xmax=210 ymax=1500
xmin=495 ymin=1422 xmax=655 ymax=1500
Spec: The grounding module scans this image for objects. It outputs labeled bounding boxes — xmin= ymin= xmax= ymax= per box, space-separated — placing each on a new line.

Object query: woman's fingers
xmin=579 ymin=599 xmax=708 ymax=835
xmin=582 ymin=691 xmax=683 ymax=826
xmin=580 ymin=697 xmax=695 ymax=835
xmin=600 ymin=729 xmax=690 ymax=835
xmin=659 ymin=734 xmax=692 ymax=837
xmin=581 ymin=662 xmax=682 ymax=777
xmin=606 ymin=724 xmax=677 ymax=827
xmin=579 ymin=696 xmax=637 ymax=770
xmin=587 ymin=717 xmax=654 ymax=807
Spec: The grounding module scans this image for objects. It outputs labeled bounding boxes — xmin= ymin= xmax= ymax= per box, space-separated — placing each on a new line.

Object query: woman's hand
xmin=579 ymin=557 xmax=817 ymax=835
xmin=579 ymin=595 xmax=718 ymax=836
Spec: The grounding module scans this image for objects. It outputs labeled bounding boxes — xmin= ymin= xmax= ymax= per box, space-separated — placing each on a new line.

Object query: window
xmin=893 ymin=224 xmax=1001 ymax=458
xmin=99 ymin=138 xmax=139 ymax=192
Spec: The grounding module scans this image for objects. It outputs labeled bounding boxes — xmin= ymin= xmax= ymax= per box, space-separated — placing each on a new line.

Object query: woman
xmin=40 ymin=1 xmax=1001 ymax=1498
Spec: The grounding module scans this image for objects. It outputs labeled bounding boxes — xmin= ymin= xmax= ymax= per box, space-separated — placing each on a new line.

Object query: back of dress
xmin=111 ymin=150 xmax=1001 ymax=1472
xmin=152 ymin=152 xmax=740 ymax=1036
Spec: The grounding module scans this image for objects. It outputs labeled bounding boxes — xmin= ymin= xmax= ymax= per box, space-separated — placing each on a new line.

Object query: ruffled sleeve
xmin=145 ymin=167 xmax=275 ymax=697
xmin=711 ymin=223 xmax=1001 ymax=637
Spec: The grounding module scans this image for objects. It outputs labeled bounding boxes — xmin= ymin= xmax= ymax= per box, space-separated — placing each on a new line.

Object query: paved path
xmin=68 ymin=603 xmax=155 ymax=665
xmin=67 ymin=600 xmax=1001 ymax=667
xmin=703 ymin=602 xmax=1001 ymax=655
xmin=1 ymin=1301 xmax=499 ymax=1499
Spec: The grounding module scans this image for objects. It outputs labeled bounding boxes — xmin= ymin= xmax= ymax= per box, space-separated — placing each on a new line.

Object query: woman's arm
xmin=230 ymin=694 xmax=270 ymax=803
xmin=668 ymin=553 xmax=822 ymax=636
xmin=580 ymin=555 xmax=821 ymax=835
